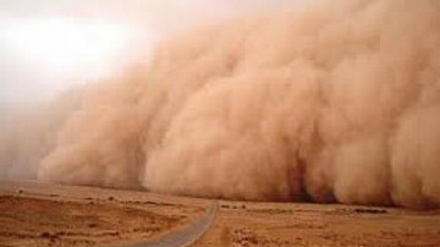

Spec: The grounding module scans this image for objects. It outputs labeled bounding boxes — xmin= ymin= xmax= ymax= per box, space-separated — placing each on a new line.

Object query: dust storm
xmin=1 ymin=0 xmax=440 ymax=209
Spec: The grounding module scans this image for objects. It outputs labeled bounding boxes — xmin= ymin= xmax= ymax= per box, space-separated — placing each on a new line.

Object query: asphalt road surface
xmin=122 ymin=202 xmax=218 ymax=247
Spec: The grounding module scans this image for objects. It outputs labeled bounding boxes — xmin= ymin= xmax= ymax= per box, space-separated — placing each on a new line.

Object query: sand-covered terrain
xmin=0 ymin=181 xmax=207 ymax=247
xmin=1 ymin=181 xmax=440 ymax=247
xmin=194 ymin=201 xmax=440 ymax=247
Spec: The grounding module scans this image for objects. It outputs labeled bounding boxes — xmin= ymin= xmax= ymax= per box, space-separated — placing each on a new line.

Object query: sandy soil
xmin=193 ymin=201 xmax=440 ymax=247
xmin=1 ymin=181 xmax=440 ymax=247
xmin=0 ymin=181 xmax=207 ymax=247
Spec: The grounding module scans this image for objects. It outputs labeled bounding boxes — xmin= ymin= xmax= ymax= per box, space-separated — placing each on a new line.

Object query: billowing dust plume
xmin=2 ymin=0 xmax=440 ymax=209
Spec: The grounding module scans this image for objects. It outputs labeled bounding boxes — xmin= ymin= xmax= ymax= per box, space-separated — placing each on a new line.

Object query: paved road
xmin=122 ymin=202 xmax=217 ymax=247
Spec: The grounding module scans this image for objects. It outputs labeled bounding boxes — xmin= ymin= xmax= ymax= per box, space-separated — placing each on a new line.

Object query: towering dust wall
xmin=2 ymin=0 xmax=440 ymax=209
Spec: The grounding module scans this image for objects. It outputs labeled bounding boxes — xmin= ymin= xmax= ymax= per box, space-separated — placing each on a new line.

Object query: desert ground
xmin=194 ymin=201 xmax=440 ymax=247
xmin=0 ymin=180 xmax=208 ymax=247
xmin=1 ymin=181 xmax=440 ymax=247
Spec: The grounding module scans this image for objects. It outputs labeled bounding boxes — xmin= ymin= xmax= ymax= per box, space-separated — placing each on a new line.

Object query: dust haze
xmin=1 ymin=0 xmax=440 ymax=209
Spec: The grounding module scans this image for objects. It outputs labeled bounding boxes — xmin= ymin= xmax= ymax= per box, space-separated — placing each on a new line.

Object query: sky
xmin=0 ymin=0 xmax=300 ymax=106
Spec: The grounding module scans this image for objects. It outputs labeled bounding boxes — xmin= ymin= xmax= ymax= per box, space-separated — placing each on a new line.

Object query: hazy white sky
xmin=0 ymin=0 xmax=300 ymax=106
